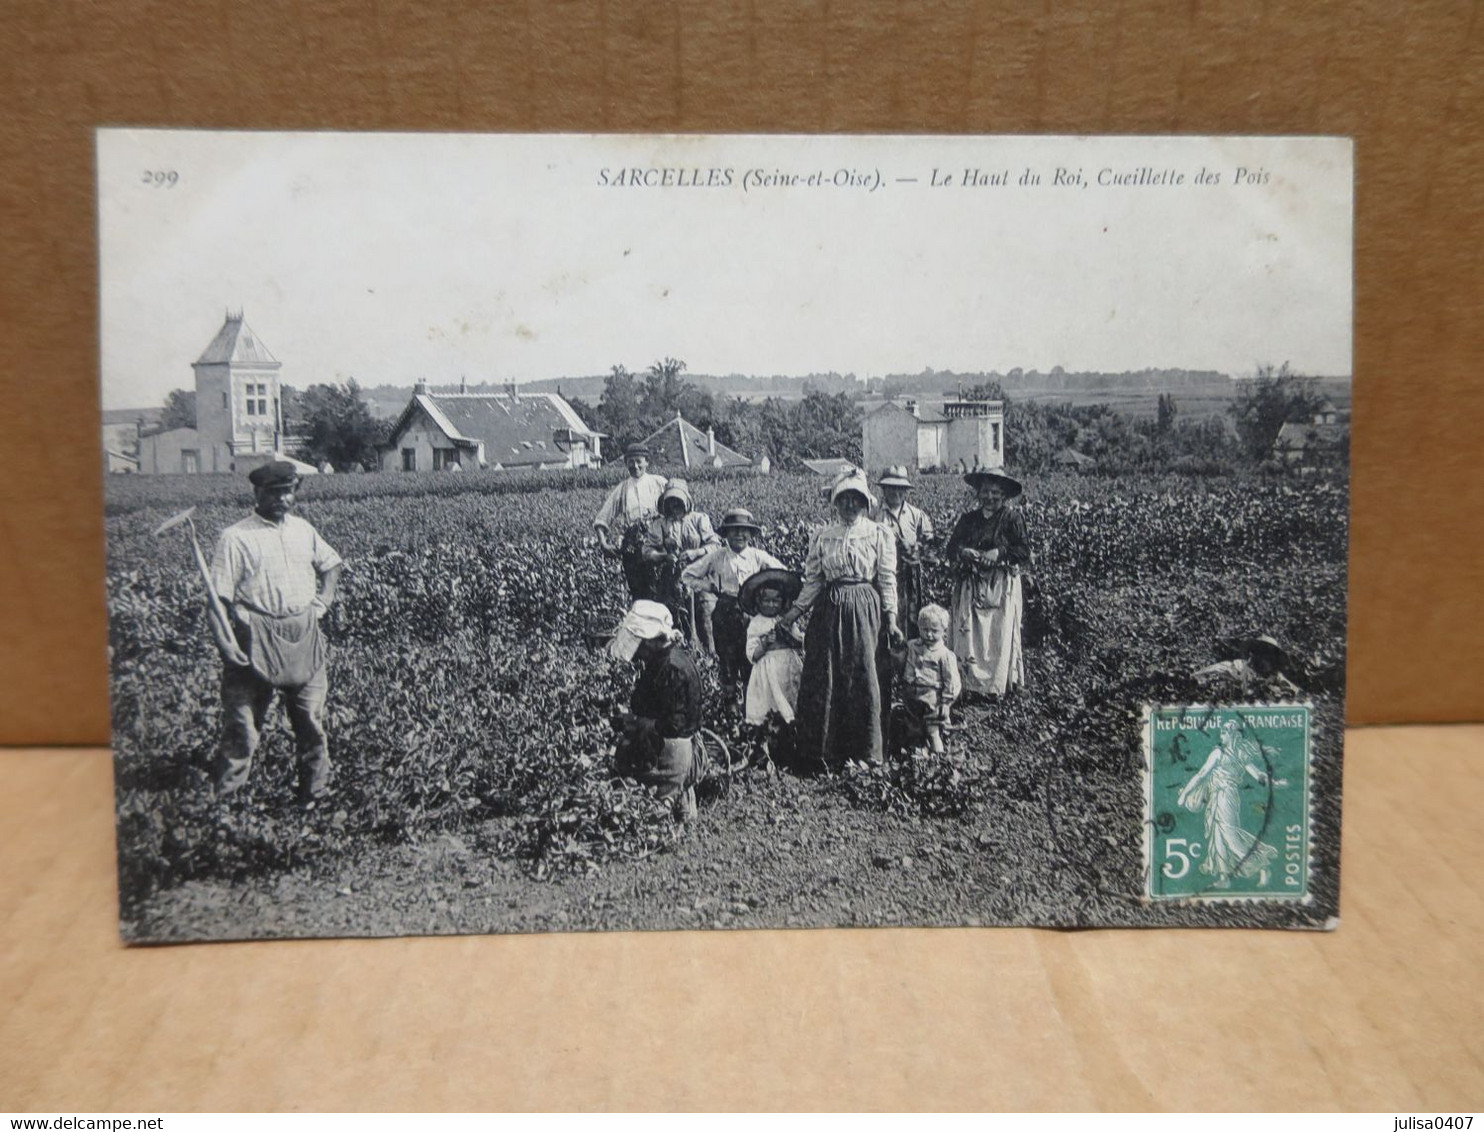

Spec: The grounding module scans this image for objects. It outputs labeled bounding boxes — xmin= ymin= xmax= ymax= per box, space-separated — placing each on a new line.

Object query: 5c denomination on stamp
xmin=1144 ymin=704 xmax=1313 ymax=902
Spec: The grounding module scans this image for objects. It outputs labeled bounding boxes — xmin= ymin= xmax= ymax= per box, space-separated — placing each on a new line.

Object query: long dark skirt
xmin=796 ymin=581 xmax=891 ymax=769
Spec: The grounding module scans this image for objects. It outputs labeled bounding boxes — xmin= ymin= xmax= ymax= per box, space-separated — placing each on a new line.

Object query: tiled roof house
xmin=382 ymin=381 xmax=604 ymax=471
xmin=638 ymin=412 xmax=751 ymax=470
xmin=1273 ymin=402 xmax=1350 ymax=466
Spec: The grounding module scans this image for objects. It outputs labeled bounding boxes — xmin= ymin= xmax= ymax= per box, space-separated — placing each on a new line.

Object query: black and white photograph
xmin=98 ymin=131 xmax=1352 ymax=942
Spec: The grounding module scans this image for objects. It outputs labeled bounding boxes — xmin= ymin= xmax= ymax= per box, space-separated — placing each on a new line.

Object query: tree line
xmin=885 ymin=365 xmax=1341 ymax=475
xmin=151 ymin=361 xmax=1338 ymax=475
xmin=564 ymin=357 xmax=865 ymax=469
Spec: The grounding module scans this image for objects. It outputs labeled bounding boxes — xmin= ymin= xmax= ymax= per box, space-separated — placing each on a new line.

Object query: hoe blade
xmin=152 ymin=506 xmax=198 ymax=537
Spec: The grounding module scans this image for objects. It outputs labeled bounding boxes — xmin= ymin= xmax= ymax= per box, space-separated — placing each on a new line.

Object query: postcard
xmin=99 ymin=131 xmax=1351 ymax=940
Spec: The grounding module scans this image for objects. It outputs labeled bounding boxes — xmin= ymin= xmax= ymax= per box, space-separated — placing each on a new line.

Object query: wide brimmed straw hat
xmin=608 ymin=599 xmax=677 ymax=662
xmin=963 ymin=467 xmax=1023 ymax=499
xmin=829 ymin=468 xmax=875 ymax=507
xmin=738 ymin=568 xmax=803 ymax=617
xmin=659 ymin=478 xmax=692 ymax=511
xmin=876 ymin=465 xmax=913 ymax=490
xmin=718 ymin=507 xmax=763 ymax=534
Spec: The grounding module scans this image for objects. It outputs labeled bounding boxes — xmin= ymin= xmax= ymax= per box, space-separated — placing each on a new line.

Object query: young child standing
xmin=681 ymin=508 xmax=785 ymax=686
xmin=897 ymin=603 xmax=961 ymax=755
xmin=739 ymin=569 xmax=805 ymax=731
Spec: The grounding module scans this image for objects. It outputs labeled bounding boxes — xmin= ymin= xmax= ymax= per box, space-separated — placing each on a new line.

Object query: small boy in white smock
xmin=896 ymin=603 xmax=961 ymax=754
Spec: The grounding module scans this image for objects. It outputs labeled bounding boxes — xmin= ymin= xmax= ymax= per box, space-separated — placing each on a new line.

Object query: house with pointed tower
xmin=138 ymin=311 xmax=311 ymax=475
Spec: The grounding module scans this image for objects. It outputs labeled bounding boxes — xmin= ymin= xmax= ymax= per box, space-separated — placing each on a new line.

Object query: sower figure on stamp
xmin=1177 ymin=719 xmax=1284 ymax=889
xmin=593 ymin=443 xmax=667 ymax=601
xmin=210 ymin=460 xmax=343 ymax=804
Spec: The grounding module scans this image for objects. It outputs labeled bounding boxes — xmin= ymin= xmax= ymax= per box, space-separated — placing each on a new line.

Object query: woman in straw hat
xmin=945 ymin=468 xmax=1031 ymax=700
xmin=776 ymin=468 xmax=903 ymax=769
xmin=608 ymin=600 xmax=703 ymax=820
xmin=869 ymin=465 xmax=936 ymax=643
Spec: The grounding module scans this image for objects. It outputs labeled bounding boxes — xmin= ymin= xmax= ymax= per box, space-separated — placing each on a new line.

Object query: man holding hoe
xmin=207 ymin=460 xmax=343 ymax=804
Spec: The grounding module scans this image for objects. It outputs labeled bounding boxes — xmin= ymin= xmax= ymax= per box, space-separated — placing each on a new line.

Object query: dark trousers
xmin=621 ymin=549 xmax=656 ymax=601
xmin=215 ymin=662 xmax=331 ymax=800
xmin=713 ymin=594 xmax=750 ymax=685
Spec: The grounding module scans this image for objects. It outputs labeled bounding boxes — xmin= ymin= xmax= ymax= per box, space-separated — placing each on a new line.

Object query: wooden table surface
xmin=2 ymin=725 xmax=1481 ymax=1112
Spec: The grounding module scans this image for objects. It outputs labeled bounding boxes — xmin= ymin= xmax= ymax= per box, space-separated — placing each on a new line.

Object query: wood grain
xmin=1 ymin=725 xmax=1479 ymax=1110
xmin=2 ymin=2 xmax=1481 ymax=742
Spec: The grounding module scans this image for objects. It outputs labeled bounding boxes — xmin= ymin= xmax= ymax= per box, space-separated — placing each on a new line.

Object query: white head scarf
xmin=608 ymin=600 xmax=680 ymax=661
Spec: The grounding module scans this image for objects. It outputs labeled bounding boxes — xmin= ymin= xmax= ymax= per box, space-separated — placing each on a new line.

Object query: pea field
xmin=106 ymin=467 xmax=1348 ymax=941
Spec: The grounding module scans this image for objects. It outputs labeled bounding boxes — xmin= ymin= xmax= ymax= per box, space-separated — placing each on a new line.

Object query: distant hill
xmin=359 ymin=371 xmax=864 ymax=416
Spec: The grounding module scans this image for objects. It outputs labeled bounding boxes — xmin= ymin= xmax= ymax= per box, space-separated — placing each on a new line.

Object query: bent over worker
xmin=609 ymin=600 xmax=704 ymax=821
xmin=210 ymin=460 xmax=343 ymax=803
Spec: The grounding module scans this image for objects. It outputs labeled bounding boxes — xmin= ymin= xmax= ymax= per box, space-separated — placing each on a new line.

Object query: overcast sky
xmin=98 ymin=132 xmax=1352 ymax=410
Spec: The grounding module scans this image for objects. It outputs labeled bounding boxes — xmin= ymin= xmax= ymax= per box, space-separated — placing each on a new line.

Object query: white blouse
xmin=794 ymin=518 xmax=898 ymax=617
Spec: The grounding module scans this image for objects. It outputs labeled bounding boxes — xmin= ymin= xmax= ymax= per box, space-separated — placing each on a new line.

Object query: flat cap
xmin=248 ymin=460 xmax=301 ymax=488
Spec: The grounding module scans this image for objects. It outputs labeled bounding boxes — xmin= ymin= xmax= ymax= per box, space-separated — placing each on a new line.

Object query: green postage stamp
xmin=1144 ymin=704 xmax=1314 ymax=902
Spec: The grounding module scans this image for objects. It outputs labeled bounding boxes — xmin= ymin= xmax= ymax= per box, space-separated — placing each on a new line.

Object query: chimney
xmin=905 ymin=399 xmax=919 ymax=418
xmin=506 ymin=381 xmax=518 ymax=400
xmin=460 ymin=376 xmax=467 ymax=394
xmin=414 ymin=378 xmax=429 ymax=396
xmin=707 ymin=426 xmax=716 ymax=456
